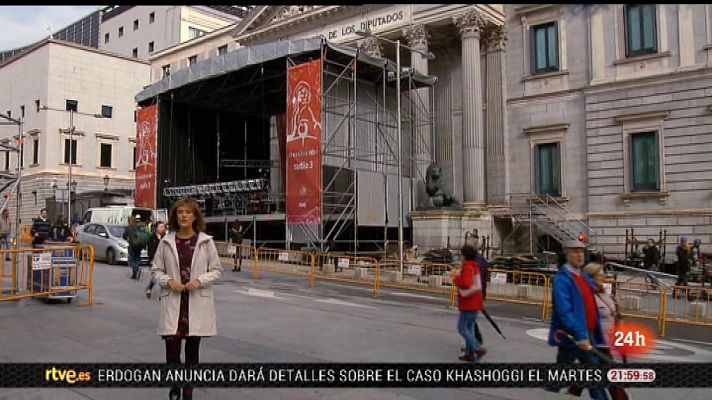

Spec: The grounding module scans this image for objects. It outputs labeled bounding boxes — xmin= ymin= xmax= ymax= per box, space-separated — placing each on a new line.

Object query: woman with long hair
xmin=151 ymin=198 xmax=222 ymax=400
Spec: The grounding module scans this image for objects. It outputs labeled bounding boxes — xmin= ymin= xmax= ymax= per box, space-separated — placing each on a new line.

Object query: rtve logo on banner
xmin=45 ymin=367 xmax=92 ymax=384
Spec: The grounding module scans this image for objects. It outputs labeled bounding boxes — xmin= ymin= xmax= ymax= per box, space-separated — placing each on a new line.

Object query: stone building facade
xmin=505 ymin=4 xmax=712 ymax=259
xmin=0 ymin=39 xmax=150 ymax=226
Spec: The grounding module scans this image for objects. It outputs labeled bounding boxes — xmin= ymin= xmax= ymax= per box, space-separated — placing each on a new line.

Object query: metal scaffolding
xmin=286 ymin=42 xmax=436 ymax=254
xmin=138 ymin=39 xmax=436 ymax=252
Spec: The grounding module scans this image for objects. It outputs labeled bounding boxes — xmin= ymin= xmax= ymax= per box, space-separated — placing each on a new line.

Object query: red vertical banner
xmin=135 ymin=105 xmax=158 ymax=209
xmin=286 ymin=60 xmax=322 ymax=224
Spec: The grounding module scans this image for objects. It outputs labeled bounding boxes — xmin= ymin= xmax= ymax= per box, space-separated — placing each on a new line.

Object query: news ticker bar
xmin=1 ymin=363 xmax=710 ymax=388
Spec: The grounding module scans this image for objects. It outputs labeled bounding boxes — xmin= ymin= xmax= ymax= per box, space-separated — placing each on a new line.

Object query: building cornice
xmin=523 ymin=123 xmax=570 ymax=135
xmin=613 ymin=111 xmax=670 ymax=124
xmin=507 ymin=88 xmax=583 ymax=105
xmin=236 ymin=5 xmax=391 ymax=44
xmin=0 ymin=38 xmax=149 ymax=70
xmin=514 ymin=4 xmax=559 ymax=16
xmin=584 ymin=65 xmax=712 ymax=94
xmin=588 ymin=208 xmax=712 ymax=218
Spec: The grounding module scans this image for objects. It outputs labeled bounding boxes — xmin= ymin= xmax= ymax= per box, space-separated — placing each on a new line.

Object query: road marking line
xmin=237 ymin=288 xmax=276 ymax=298
xmin=669 ymin=337 xmax=712 ymax=347
xmin=315 ymin=298 xmax=376 ymax=309
xmin=388 ymin=292 xmax=443 ymax=300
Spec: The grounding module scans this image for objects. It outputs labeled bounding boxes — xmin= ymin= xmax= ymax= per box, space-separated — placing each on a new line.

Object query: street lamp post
xmin=68 ymin=109 xmax=74 ymax=223
xmin=354 ymin=30 xmax=435 ymax=277
xmin=40 ymin=106 xmax=104 ymax=227
xmin=395 ymin=38 xmax=404 ymax=278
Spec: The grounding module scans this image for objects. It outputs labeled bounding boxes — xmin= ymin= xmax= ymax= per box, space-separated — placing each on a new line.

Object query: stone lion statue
xmin=425 ymin=163 xmax=460 ymax=208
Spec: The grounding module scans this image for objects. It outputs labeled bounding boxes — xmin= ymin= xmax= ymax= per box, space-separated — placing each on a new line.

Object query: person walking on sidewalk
xmin=123 ymin=215 xmax=148 ymax=279
xmin=573 ymin=262 xmax=629 ymax=400
xmin=642 ymin=239 xmax=660 ymax=272
xmin=151 ymin=197 xmax=222 ymax=400
xmin=547 ymin=240 xmax=608 ymax=400
xmin=675 ymin=237 xmax=692 ymax=291
xmin=453 ymin=244 xmax=486 ymax=362
xmin=145 ymin=221 xmax=167 ymax=298
xmin=229 ymin=220 xmax=244 ymax=272
xmin=30 ymin=208 xmax=51 ymax=248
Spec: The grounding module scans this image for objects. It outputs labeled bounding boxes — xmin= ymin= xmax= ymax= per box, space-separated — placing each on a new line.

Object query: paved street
xmin=1 ymin=261 xmax=711 ymax=400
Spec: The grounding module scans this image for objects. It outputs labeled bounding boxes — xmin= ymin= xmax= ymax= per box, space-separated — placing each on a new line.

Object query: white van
xmin=79 ymin=206 xmax=168 ymax=230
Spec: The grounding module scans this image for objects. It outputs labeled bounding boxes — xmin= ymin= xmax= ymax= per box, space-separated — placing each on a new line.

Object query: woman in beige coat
xmin=151 ymin=197 xmax=222 ymax=400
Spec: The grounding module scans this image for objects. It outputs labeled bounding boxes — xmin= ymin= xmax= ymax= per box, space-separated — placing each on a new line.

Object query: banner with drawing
xmin=135 ymin=105 xmax=158 ymax=209
xmin=286 ymin=60 xmax=322 ymax=224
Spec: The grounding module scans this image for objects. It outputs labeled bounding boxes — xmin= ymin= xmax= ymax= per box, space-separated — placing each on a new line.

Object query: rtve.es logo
xmin=45 ymin=367 xmax=92 ymax=384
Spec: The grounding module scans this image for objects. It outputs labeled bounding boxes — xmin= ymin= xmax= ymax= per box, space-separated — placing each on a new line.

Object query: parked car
xmin=76 ymin=223 xmax=148 ymax=265
xmin=77 ymin=206 xmax=167 ymax=234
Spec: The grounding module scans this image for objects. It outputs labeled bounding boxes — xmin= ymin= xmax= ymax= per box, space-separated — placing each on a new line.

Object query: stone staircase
xmin=496 ymin=194 xmax=597 ymax=252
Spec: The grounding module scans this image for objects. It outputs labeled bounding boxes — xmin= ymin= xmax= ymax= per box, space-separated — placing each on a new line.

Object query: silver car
xmin=76 ymin=223 xmax=148 ymax=265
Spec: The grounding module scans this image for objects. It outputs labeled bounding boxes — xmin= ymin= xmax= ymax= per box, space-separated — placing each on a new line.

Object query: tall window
xmin=64 ymin=139 xmax=78 ymax=165
xmin=32 ymin=138 xmax=39 ymax=165
xmin=535 ymin=142 xmax=561 ymax=196
xmin=4 ymin=151 xmax=9 ymax=171
xmin=118 ymin=26 xmax=124 ymax=37
xmin=101 ymin=105 xmax=113 ymax=118
xmin=162 ymin=64 xmax=171 ymax=78
xmin=625 ymin=4 xmax=657 ymax=56
xmin=149 ymin=12 xmax=155 ymax=23
xmin=188 ymin=55 xmax=197 ymax=66
xmin=20 ymin=105 xmax=25 ymax=118
xmin=630 ymin=132 xmax=659 ymax=191
xmin=188 ymin=27 xmax=207 ymax=40
xmin=132 ymin=48 xmax=138 ymax=58
xmin=133 ymin=19 xmax=139 ymax=31
xmin=148 ymin=41 xmax=154 ymax=53
xmin=35 ymin=99 xmax=40 ymax=112
xmin=104 ymin=33 xmax=110 ymax=43
xmin=99 ymin=143 xmax=112 ymax=168
xmin=531 ymin=22 xmax=559 ymax=74
xmin=132 ymin=146 xmax=137 ymax=170
xmin=217 ymin=45 xmax=228 ymax=55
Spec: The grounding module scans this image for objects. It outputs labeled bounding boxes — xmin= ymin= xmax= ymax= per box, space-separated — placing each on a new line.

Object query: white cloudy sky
xmin=0 ymin=6 xmax=104 ymax=51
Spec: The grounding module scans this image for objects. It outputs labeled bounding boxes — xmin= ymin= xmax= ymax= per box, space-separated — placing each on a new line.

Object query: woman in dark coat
xmin=229 ymin=220 xmax=244 ymax=272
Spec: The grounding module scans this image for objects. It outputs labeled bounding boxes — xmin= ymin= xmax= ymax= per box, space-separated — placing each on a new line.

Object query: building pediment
xmin=232 ymin=6 xmax=333 ymax=38
xmin=233 ymin=5 xmax=397 ymax=44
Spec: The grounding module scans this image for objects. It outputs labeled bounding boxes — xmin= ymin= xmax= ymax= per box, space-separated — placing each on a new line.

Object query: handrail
xmin=498 ymin=192 xmax=599 ymax=250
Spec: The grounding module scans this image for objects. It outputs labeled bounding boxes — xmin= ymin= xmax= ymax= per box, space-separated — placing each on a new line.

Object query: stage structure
xmin=135 ymin=38 xmax=436 ymax=253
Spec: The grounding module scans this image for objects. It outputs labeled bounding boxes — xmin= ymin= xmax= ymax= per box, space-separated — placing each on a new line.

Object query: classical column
xmin=402 ymin=24 xmax=432 ymax=208
xmin=358 ymin=36 xmax=383 ymax=58
xmin=483 ymin=23 xmax=508 ymax=206
xmin=454 ymin=8 xmax=486 ymax=207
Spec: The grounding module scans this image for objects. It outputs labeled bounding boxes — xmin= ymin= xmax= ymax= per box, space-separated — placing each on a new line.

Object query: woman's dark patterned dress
xmin=165 ymin=234 xmax=197 ymax=339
